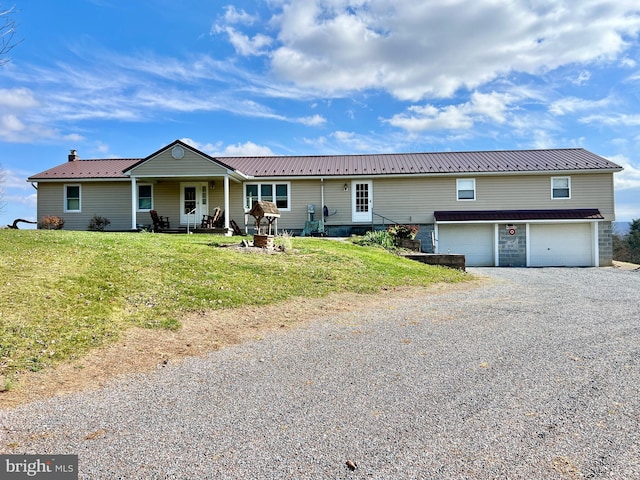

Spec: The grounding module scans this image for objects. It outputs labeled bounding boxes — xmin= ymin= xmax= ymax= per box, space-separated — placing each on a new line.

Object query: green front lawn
xmin=0 ymin=230 xmax=468 ymax=380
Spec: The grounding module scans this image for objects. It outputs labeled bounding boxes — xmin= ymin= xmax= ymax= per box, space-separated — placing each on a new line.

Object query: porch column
xmin=130 ymin=176 xmax=138 ymax=230
xmin=224 ymin=175 xmax=230 ymax=233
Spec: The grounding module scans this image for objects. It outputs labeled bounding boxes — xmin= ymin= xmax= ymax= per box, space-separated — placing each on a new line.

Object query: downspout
xmin=321 ymin=178 xmax=325 ymax=221
xmin=130 ymin=177 xmax=138 ymax=230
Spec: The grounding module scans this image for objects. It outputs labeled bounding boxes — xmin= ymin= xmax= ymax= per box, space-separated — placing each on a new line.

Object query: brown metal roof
xmin=28 ymin=147 xmax=622 ymax=181
xmin=218 ymin=148 xmax=621 ymax=177
xmin=434 ymin=209 xmax=604 ymax=222
xmin=29 ymin=158 xmax=140 ymax=180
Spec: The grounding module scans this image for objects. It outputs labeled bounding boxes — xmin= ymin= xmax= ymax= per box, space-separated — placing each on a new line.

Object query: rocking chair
xmin=150 ymin=210 xmax=170 ymax=231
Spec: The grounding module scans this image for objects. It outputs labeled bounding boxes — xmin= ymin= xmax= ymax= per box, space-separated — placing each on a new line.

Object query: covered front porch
xmin=129 ymin=176 xmax=237 ymax=235
xmin=123 ymin=140 xmax=251 ymax=235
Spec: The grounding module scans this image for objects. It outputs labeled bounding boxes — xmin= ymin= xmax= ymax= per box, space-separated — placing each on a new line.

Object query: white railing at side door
xmin=186 ymin=208 xmax=196 ymax=234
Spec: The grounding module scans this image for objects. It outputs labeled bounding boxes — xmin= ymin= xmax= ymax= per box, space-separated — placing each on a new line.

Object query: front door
xmin=352 ymin=180 xmax=372 ymax=222
xmin=180 ymin=182 xmax=208 ymax=225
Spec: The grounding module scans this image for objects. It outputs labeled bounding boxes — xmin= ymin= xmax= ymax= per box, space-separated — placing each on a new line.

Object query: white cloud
xmin=180 ymin=138 xmax=275 ymax=157
xmin=549 ymin=96 xmax=612 ymax=116
xmin=1 ymin=167 xmax=35 ymax=190
xmin=213 ymin=6 xmax=271 ymax=56
xmin=571 ymin=70 xmax=591 ymax=86
xmin=265 ymin=0 xmax=640 ymax=101
xmin=384 ymin=91 xmax=514 ymax=132
xmin=1 ymin=114 xmax=25 ymax=132
xmin=222 ymin=5 xmax=258 ymax=25
xmin=217 ymin=141 xmax=275 ymax=156
xmin=298 ymin=114 xmax=326 ymax=126
xmin=221 ymin=27 xmax=273 ymax=56
xmin=610 ymin=154 xmax=640 ymax=190
xmin=580 ymin=113 xmax=640 ymax=127
xmin=0 ymin=88 xmax=39 ymax=109
xmin=621 ymin=57 xmax=637 ymax=68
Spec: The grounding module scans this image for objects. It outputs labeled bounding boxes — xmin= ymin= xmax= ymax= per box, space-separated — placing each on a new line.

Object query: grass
xmin=0 ymin=230 xmax=468 ymax=380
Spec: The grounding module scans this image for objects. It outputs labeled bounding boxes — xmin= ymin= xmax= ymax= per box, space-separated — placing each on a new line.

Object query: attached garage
xmin=435 ymin=209 xmax=604 ymax=268
xmin=437 ymin=224 xmax=495 ymax=266
xmin=529 ymin=223 xmax=594 ymax=267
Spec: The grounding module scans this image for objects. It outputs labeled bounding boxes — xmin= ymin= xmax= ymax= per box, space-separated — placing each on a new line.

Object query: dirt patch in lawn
xmin=0 ymin=281 xmax=481 ymax=409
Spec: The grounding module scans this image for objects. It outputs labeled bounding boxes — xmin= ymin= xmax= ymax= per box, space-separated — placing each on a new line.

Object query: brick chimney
xmin=68 ymin=149 xmax=78 ymax=162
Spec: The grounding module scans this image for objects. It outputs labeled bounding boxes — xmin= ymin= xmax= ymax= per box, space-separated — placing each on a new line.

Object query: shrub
xmin=88 ymin=215 xmax=111 ymax=232
xmin=387 ymin=224 xmax=419 ymax=240
xmin=274 ymin=231 xmax=294 ymax=252
xmin=353 ymin=229 xmax=396 ymax=249
xmin=39 ymin=216 xmax=65 ymax=230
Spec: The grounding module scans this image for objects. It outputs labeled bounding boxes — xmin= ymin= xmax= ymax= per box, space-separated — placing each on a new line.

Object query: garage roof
xmin=434 ymin=209 xmax=604 ymax=222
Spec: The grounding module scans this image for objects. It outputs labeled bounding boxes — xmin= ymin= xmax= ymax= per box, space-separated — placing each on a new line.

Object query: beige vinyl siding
xmin=321 ymin=180 xmax=354 ymax=228
xmin=472 ymin=173 xmax=616 ymax=219
xmin=37 ymin=181 xmax=132 ymax=230
xmin=143 ymin=181 xmax=181 ymax=226
xmin=129 ymin=150 xmax=230 ymax=177
xmin=36 ymin=183 xmax=65 ymax=224
xmin=372 ymin=172 xmax=616 ymax=223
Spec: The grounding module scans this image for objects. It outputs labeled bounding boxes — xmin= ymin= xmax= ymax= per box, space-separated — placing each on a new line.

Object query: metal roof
xmin=28 ymin=158 xmax=140 ymax=180
xmin=434 ymin=209 xmax=604 ymax=222
xmin=218 ymin=148 xmax=621 ymax=177
xmin=28 ymin=147 xmax=622 ymax=181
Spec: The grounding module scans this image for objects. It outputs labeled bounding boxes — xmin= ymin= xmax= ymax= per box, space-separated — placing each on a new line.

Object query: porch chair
xmin=150 ymin=210 xmax=170 ymax=231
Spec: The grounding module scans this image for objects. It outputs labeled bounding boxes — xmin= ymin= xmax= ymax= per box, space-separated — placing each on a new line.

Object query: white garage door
xmin=530 ymin=223 xmax=594 ymax=267
xmin=438 ymin=224 xmax=494 ymax=266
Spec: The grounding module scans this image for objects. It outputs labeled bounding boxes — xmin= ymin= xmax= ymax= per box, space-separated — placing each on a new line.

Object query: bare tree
xmin=1 ymin=4 xmax=18 ymax=66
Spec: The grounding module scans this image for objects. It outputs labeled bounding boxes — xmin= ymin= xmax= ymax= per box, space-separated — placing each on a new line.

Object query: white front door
xmin=352 ymin=180 xmax=372 ymax=222
xmin=180 ymin=182 xmax=208 ymax=225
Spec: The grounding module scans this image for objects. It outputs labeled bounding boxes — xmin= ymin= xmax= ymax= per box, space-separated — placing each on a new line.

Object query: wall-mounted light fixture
xmin=343 ymin=183 xmax=349 ymax=191
xmin=209 ymin=181 xmax=216 ymax=190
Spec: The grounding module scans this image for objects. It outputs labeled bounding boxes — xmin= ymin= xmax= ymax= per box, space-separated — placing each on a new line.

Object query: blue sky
xmin=1 ymin=0 xmax=640 ymax=226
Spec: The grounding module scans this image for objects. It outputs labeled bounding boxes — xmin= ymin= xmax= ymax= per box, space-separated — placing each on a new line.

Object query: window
xmin=64 ymin=184 xmax=81 ymax=212
xmin=261 ymin=184 xmax=273 ymax=202
xmin=138 ymin=184 xmax=153 ymax=211
xmin=552 ymin=177 xmax=571 ymax=199
xmin=457 ymin=178 xmax=476 ymax=201
xmin=244 ymin=183 xmax=290 ymax=210
xmin=275 ymin=184 xmax=288 ymax=209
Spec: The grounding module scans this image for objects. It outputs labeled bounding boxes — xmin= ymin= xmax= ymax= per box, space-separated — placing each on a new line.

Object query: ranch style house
xmin=28 ymin=140 xmax=623 ymax=267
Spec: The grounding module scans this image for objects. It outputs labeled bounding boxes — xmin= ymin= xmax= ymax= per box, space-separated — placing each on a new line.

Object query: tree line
xmin=613 ymin=219 xmax=640 ymax=264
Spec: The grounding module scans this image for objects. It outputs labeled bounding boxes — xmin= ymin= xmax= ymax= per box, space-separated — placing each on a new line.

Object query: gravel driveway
xmin=2 ymin=267 xmax=639 ymax=479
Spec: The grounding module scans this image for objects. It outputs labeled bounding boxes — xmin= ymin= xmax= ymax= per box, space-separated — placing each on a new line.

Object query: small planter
xmin=397 ymin=238 xmax=422 ymax=252
xmin=253 ymin=234 xmax=274 ymax=249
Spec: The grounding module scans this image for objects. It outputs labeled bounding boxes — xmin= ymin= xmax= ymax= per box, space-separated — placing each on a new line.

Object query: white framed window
xmin=457 ymin=178 xmax=476 ymax=201
xmin=137 ymin=184 xmax=153 ymax=211
xmin=552 ymin=176 xmax=571 ymax=199
xmin=64 ymin=184 xmax=81 ymax=212
xmin=244 ymin=182 xmax=290 ymax=210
